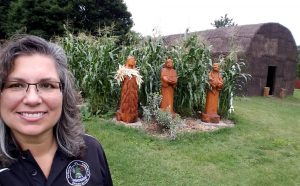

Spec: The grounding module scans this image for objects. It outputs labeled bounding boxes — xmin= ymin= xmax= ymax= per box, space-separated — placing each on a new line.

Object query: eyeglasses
xmin=1 ymin=81 xmax=63 ymax=94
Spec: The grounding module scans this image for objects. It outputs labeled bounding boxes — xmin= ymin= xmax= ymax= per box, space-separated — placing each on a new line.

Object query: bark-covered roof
xmin=163 ymin=22 xmax=296 ymax=55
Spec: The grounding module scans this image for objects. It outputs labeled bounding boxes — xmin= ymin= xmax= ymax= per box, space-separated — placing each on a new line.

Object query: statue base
xmin=201 ymin=113 xmax=220 ymax=123
xmin=116 ymin=110 xmax=138 ymax=123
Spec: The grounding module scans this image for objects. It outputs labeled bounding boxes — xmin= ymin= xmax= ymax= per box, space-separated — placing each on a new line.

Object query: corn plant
xmin=218 ymin=51 xmax=251 ymax=118
xmin=125 ymin=37 xmax=168 ymax=106
xmin=58 ymin=31 xmax=121 ymax=114
xmin=170 ymin=35 xmax=212 ymax=116
xmin=56 ymin=31 xmax=249 ymax=119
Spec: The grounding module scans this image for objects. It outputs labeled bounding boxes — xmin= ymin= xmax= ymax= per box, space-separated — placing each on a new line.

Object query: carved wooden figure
xmin=160 ymin=58 xmax=178 ymax=114
xmin=201 ymin=63 xmax=224 ymax=123
xmin=116 ymin=56 xmax=139 ymax=123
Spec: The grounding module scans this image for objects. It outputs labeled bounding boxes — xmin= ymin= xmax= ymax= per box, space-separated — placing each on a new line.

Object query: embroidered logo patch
xmin=66 ymin=160 xmax=91 ymax=186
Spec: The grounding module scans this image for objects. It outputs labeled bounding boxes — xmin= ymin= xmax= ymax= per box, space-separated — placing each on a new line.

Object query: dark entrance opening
xmin=266 ymin=66 xmax=276 ymax=95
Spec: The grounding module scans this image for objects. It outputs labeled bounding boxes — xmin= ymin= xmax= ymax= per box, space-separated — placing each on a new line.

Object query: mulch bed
xmin=112 ymin=117 xmax=234 ymax=138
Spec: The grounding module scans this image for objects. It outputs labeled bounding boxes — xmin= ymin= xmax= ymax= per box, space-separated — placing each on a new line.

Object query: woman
xmin=0 ymin=35 xmax=113 ymax=185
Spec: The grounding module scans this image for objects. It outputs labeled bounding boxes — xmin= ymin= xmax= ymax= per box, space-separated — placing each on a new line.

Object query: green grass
xmin=85 ymin=89 xmax=300 ymax=186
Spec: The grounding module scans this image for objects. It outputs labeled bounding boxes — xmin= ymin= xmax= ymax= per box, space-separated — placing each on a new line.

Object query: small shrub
xmin=142 ymin=93 xmax=181 ymax=140
xmin=141 ymin=92 xmax=162 ymax=123
xmin=79 ymin=102 xmax=92 ymax=121
xmin=155 ymin=107 xmax=181 ymax=140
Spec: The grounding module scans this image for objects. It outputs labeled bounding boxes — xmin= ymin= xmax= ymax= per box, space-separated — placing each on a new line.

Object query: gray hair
xmin=0 ymin=35 xmax=85 ymax=166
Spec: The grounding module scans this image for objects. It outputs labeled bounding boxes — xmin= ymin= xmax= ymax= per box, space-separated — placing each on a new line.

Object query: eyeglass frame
xmin=1 ymin=80 xmax=64 ymax=94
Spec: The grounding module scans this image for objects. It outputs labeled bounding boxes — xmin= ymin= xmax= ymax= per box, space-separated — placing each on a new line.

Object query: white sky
xmin=123 ymin=0 xmax=300 ymax=45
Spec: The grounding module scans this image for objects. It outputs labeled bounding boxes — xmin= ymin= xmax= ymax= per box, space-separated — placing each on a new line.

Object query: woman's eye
xmin=38 ymin=82 xmax=60 ymax=90
xmin=6 ymin=82 xmax=26 ymax=89
xmin=39 ymin=82 xmax=54 ymax=89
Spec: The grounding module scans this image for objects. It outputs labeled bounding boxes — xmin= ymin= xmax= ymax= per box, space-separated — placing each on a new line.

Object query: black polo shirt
xmin=0 ymin=135 xmax=113 ymax=186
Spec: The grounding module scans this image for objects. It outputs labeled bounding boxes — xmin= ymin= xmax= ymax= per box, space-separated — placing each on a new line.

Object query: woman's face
xmin=0 ymin=54 xmax=63 ymax=141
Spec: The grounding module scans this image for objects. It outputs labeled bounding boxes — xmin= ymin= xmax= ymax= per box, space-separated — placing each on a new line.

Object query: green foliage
xmin=131 ymin=37 xmax=167 ymax=106
xmin=297 ymin=47 xmax=300 ymax=78
xmin=154 ymin=108 xmax=181 ymax=140
xmin=170 ymin=35 xmax=212 ymax=116
xmin=0 ymin=0 xmax=10 ymax=37
xmin=211 ymin=14 xmax=237 ymax=28
xmin=58 ymin=30 xmax=121 ymax=114
xmin=79 ymin=103 xmax=92 ymax=121
xmin=0 ymin=0 xmax=133 ymax=39
xmin=57 ymin=31 xmax=247 ymax=118
xmin=86 ymin=90 xmax=300 ymax=185
xmin=141 ymin=92 xmax=162 ymax=123
xmin=1 ymin=0 xmax=73 ymax=39
xmin=141 ymin=92 xmax=181 ymax=140
xmin=218 ymin=52 xmax=251 ymax=118
xmin=70 ymin=0 xmax=133 ymax=38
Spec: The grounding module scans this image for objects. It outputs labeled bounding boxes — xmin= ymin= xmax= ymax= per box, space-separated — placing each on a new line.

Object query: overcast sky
xmin=123 ymin=0 xmax=300 ymax=45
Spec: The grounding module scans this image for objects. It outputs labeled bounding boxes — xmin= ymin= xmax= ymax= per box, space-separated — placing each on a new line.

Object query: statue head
xmin=125 ymin=56 xmax=136 ymax=69
xmin=212 ymin=63 xmax=220 ymax=72
xmin=164 ymin=58 xmax=173 ymax=69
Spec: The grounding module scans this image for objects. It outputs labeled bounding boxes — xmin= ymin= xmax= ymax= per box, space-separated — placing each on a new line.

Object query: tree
xmin=0 ymin=0 xmax=10 ymax=38
xmin=0 ymin=0 xmax=133 ymax=39
xmin=211 ymin=14 xmax=237 ymax=28
xmin=70 ymin=0 xmax=133 ymax=37
xmin=2 ymin=0 xmax=73 ymax=39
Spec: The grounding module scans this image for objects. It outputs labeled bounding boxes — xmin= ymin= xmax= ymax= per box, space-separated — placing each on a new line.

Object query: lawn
xmin=85 ymin=89 xmax=300 ymax=186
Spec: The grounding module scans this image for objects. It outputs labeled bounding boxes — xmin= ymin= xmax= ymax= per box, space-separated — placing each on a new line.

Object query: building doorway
xmin=266 ymin=66 xmax=276 ymax=95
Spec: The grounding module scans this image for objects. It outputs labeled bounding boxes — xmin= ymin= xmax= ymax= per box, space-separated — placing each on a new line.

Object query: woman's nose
xmin=22 ymin=85 xmax=42 ymax=105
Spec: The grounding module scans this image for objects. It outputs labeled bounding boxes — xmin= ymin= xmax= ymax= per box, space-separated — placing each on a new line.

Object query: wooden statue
xmin=116 ymin=56 xmax=142 ymax=123
xmin=201 ymin=63 xmax=224 ymax=123
xmin=160 ymin=58 xmax=178 ymax=114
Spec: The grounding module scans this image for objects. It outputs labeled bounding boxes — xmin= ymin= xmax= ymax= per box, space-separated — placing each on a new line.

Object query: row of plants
xmin=57 ymin=30 xmax=250 ymax=119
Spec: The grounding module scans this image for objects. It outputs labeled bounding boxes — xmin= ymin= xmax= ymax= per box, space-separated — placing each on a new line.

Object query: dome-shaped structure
xmin=164 ymin=23 xmax=298 ymax=96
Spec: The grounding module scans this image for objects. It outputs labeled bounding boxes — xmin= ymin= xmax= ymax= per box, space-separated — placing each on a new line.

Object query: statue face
xmin=213 ymin=63 xmax=219 ymax=71
xmin=126 ymin=56 xmax=136 ymax=68
xmin=166 ymin=59 xmax=173 ymax=68
xmin=128 ymin=58 xmax=135 ymax=66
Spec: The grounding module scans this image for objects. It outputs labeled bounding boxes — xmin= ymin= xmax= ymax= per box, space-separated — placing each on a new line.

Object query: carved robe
xmin=202 ymin=70 xmax=224 ymax=123
xmin=160 ymin=67 xmax=177 ymax=113
xmin=117 ymin=76 xmax=138 ymax=123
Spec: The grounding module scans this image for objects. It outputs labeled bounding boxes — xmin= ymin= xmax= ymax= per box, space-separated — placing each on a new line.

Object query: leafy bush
xmin=141 ymin=92 xmax=162 ymax=123
xmin=79 ymin=103 xmax=92 ymax=121
xmin=141 ymin=92 xmax=181 ymax=140
xmin=155 ymin=108 xmax=181 ymax=140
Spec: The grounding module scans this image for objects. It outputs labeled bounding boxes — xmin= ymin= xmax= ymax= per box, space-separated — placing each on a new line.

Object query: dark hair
xmin=0 ymin=35 xmax=85 ymax=166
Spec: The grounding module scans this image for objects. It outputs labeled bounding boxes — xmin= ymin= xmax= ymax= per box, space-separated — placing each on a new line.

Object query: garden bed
xmin=112 ymin=117 xmax=234 ymax=138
